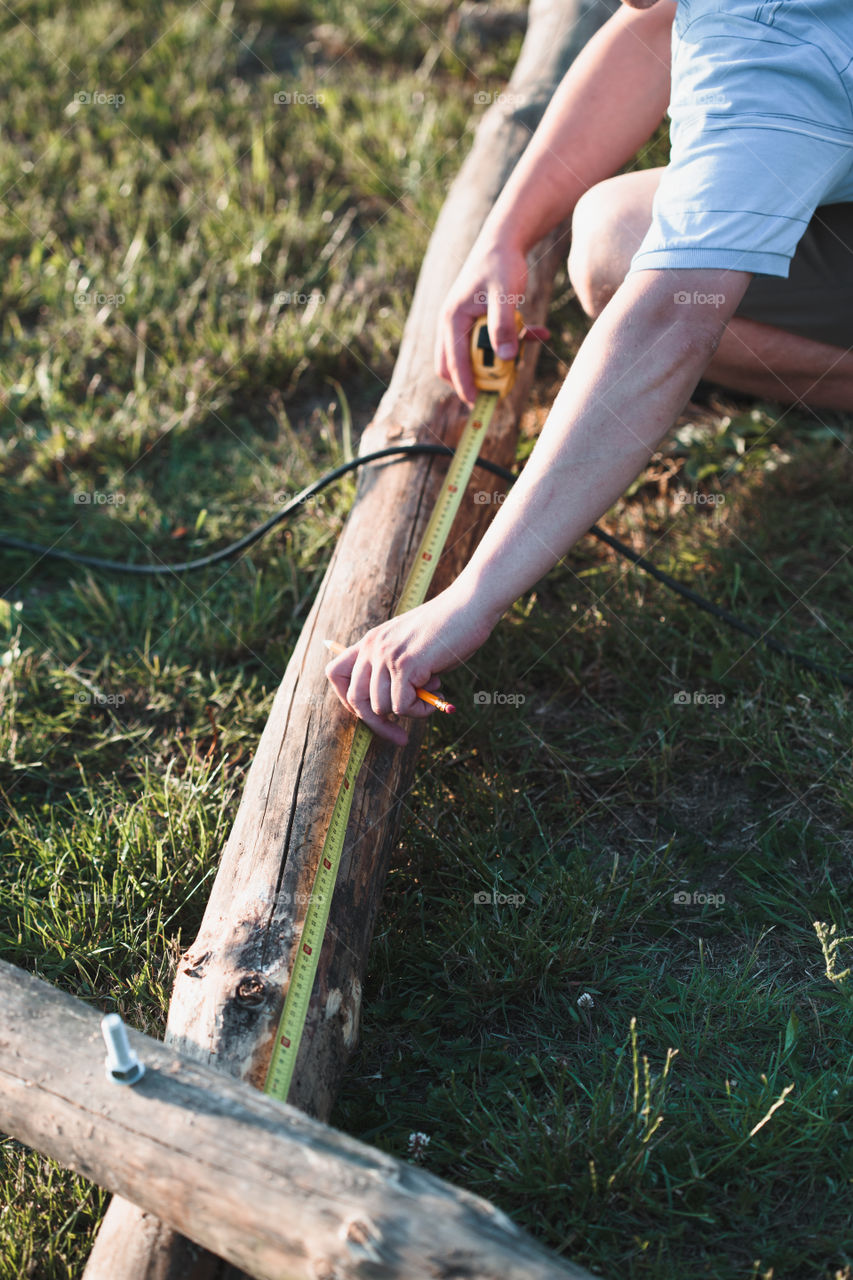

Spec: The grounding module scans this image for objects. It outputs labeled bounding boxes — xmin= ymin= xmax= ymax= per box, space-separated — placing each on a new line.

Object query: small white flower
xmin=407 ymin=1132 xmax=430 ymax=1163
xmin=577 ymin=992 xmax=595 ymax=1010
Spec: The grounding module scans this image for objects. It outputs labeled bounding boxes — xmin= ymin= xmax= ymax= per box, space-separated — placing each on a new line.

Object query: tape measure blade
xmin=264 ymin=724 xmax=371 ymax=1102
xmin=263 ymin=393 xmax=498 ymax=1104
xmin=396 ymin=391 xmax=497 ymax=615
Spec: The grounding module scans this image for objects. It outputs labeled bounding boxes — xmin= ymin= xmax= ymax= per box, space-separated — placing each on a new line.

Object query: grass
xmin=1 ymin=1 xmax=852 ymax=1278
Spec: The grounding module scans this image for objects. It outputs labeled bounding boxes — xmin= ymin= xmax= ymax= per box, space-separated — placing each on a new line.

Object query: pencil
xmin=323 ymin=638 xmax=456 ymax=714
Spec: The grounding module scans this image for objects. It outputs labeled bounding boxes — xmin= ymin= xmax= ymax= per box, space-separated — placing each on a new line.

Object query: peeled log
xmin=83 ymin=2 xmax=620 ymax=1277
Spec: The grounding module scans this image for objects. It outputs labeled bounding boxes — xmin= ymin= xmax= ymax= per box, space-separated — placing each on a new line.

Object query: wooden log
xmin=448 ymin=2 xmax=529 ymax=48
xmin=0 ymin=960 xmax=600 ymax=1280
xmin=83 ymin=2 xmax=620 ymax=1277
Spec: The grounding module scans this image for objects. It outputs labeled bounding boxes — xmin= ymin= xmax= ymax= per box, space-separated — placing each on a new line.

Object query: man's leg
xmin=568 ymin=168 xmax=853 ymax=410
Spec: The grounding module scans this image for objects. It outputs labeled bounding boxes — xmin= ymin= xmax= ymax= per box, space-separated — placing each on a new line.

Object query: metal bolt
xmin=101 ymin=1013 xmax=145 ymax=1085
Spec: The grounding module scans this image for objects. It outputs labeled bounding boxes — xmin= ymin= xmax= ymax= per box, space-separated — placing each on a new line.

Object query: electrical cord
xmin=1 ymin=441 xmax=850 ymax=687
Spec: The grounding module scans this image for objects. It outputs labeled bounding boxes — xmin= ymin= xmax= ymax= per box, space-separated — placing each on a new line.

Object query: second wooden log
xmin=0 ymin=959 xmax=600 ymax=1280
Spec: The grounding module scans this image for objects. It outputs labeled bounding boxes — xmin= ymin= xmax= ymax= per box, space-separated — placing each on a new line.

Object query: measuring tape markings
xmin=265 ymin=310 xmax=527 ymax=1103
xmin=264 ymin=392 xmax=500 ymax=1103
xmin=395 ymin=394 xmax=498 ymax=612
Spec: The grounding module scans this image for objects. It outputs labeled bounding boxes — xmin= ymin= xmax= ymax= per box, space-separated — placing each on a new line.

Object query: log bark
xmin=84 ymin=2 xmax=619 ymax=1277
xmin=448 ymin=3 xmax=529 ymax=48
xmin=0 ymin=960 xmax=600 ymax=1280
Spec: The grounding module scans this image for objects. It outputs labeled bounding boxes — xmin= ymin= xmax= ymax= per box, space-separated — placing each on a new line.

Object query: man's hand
xmin=433 ymin=2 xmax=674 ymax=407
xmin=435 ymin=239 xmax=529 ymax=405
xmin=325 ymin=586 xmax=498 ymax=745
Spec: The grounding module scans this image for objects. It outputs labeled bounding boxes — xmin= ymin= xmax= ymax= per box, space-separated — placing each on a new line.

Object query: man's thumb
xmin=488 ymin=298 xmax=518 ymax=360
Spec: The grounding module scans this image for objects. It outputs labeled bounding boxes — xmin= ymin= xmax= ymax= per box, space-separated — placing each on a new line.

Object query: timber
xmin=83 ymin=1 xmax=620 ymax=1276
xmin=448 ymin=2 xmax=529 ymax=49
xmin=0 ymin=960 xmax=600 ymax=1280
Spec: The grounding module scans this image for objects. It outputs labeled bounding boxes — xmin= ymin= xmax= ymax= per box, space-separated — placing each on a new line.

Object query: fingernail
xmin=496 ymin=343 xmax=515 ymax=359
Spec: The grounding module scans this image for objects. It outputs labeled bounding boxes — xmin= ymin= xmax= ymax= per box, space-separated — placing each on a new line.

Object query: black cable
xmin=588 ymin=525 xmax=852 ymax=687
xmin=1 ymin=442 xmax=850 ymax=687
xmin=0 ymin=446 xmax=450 ymax=577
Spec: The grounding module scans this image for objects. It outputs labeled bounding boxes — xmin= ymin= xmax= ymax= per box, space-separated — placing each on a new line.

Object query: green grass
xmin=2 ymin=2 xmax=853 ymax=1278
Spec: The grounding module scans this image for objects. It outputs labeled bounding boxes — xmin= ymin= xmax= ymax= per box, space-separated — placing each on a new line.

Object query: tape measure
xmin=264 ymin=313 xmax=525 ymax=1104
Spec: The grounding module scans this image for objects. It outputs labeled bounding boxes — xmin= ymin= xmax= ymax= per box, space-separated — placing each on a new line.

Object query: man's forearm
xmin=328 ymin=273 xmax=750 ymax=739
xmin=478 ymin=1 xmax=675 ymax=256
xmin=449 ymin=269 xmax=751 ymax=625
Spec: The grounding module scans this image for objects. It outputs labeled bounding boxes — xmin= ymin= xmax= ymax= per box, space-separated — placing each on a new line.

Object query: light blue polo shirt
xmin=630 ymin=0 xmax=853 ymax=279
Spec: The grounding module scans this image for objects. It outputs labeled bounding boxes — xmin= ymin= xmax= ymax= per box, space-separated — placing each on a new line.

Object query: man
xmin=326 ymin=0 xmax=853 ymax=743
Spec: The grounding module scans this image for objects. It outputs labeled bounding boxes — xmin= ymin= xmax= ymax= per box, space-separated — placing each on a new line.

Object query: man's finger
xmin=369 ymin=663 xmax=393 ymax=717
xmin=487 ymin=290 xmax=519 ymax=361
xmin=445 ymin=308 xmax=479 ymax=406
xmin=389 ymin=664 xmax=433 ymax=718
xmin=325 ymin=654 xmax=356 ymax=709
xmin=345 ymin=662 xmax=409 ymax=746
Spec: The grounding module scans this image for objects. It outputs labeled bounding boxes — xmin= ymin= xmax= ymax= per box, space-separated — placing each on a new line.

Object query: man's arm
xmin=326 ymin=267 xmax=751 ymax=744
xmin=445 ymin=270 xmax=749 ymax=619
xmin=438 ymin=0 xmax=676 ymax=403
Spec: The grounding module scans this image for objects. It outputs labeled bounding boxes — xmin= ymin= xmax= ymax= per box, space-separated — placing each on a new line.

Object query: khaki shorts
xmin=734 ymin=202 xmax=853 ymax=351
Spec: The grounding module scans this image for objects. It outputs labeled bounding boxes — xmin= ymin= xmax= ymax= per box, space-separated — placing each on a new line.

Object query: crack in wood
xmin=265 ymin=716 xmax=312 ymax=960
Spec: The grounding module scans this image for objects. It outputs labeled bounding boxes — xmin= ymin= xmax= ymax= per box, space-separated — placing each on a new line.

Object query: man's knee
xmin=568 ymin=184 xmax=620 ymax=318
xmin=568 ymin=169 xmax=663 ymax=319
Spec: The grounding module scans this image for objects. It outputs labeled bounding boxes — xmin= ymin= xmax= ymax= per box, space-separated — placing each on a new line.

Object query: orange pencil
xmin=323 ymin=639 xmax=456 ymax=714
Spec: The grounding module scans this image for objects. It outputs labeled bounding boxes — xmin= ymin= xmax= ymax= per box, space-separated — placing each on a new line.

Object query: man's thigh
xmin=578 ymin=172 xmax=853 ymax=352
xmin=735 ymin=203 xmax=853 ymax=351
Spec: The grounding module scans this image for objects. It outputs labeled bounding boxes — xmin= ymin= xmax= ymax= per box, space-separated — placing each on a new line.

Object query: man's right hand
xmin=433 ymin=0 xmax=674 ymax=407
xmin=434 ymin=239 xmax=529 ymax=405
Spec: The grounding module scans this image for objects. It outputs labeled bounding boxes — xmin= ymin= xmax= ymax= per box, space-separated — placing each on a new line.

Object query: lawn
xmin=1 ymin=1 xmax=852 ymax=1278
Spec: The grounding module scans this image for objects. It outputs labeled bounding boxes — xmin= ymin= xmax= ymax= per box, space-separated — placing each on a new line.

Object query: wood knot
xmin=234 ymin=972 xmax=267 ymax=1007
xmin=340 ymin=1215 xmax=382 ymax=1261
xmin=345 ymin=1220 xmax=371 ymax=1246
xmin=179 ymin=949 xmax=211 ymax=979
